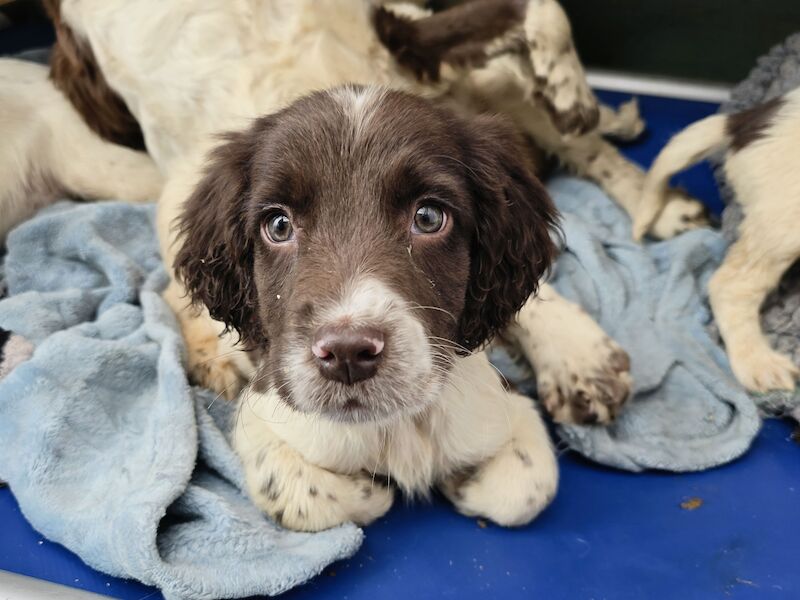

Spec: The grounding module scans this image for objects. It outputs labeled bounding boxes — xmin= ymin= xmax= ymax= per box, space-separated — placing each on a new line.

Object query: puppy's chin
xmin=280 ymin=367 xmax=449 ymax=425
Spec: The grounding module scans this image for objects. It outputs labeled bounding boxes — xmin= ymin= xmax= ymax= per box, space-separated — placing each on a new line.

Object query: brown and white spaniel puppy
xmin=175 ymin=85 xmax=566 ymax=530
xmin=0 ymin=0 xmax=647 ymax=530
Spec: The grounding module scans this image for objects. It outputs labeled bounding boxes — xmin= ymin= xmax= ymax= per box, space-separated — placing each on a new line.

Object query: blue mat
xmin=1 ymin=92 xmax=798 ymax=600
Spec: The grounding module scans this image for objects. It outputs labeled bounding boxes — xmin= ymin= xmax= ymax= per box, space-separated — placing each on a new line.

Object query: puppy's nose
xmin=312 ymin=325 xmax=384 ymax=385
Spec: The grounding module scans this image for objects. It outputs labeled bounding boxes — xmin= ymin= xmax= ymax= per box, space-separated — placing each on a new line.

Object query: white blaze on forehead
xmin=324 ymin=276 xmax=400 ymax=326
xmin=328 ymin=85 xmax=388 ymax=147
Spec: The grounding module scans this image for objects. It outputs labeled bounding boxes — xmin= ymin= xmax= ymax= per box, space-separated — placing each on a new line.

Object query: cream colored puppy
xmin=634 ymin=87 xmax=800 ymax=393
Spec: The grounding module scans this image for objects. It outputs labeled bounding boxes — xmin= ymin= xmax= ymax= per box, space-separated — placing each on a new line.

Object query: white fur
xmin=0 ymin=59 xmax=162 ymax=240
xmin=283 ymin=277 xmax=439 ymax=423
xmin=635 ymin=87 xmax=800 ymax=392
xmin=235 ymin=352 xmax=557 ymax=530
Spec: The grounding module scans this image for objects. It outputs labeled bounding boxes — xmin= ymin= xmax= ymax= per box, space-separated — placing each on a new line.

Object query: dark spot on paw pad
xmin=609 ymin=349 xmax=631 ymax=372
xmin=309 ymin=486 xmax=318 ymax=497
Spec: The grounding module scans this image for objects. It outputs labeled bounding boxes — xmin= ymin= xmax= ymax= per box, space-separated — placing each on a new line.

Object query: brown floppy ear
xmin=173 ymin=121 xmax=268 ymax=348
xmin=458 ymin=115 xmax=560 ymax=351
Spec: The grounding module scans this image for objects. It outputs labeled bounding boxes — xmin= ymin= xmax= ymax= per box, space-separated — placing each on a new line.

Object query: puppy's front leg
xmin=507 ymin=283 xmax=632 ymax=424
xmin=440 ymin=391 xmax=557 ymax=527
xmin=234 ymin=393 xmax=394 ymax=532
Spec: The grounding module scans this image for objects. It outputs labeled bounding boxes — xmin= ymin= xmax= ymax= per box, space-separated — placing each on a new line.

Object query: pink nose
xmin=312 ymin=325 xmax=385 ymax=385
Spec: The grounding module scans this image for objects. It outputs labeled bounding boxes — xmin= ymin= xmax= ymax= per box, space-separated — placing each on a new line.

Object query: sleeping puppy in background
xmin=175 ymin=86 xmax=582 ymax=531
xmin=633 ymin=87 xmax=800 ymax=393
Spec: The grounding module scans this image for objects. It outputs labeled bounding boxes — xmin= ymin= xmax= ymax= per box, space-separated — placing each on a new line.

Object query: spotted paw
xmin=440 ymin=434 xmax=558 ymax=527
xmin=243 ymin=438 xmax=394 ymax=532
xmin=523 ymin=1 xmax=598 ymax=136
xmin=599 ymin=98 xmax=645 ymax=141
xmin=536 ymin=307 xmax=633 ymax=425
xmin=649 ymin=191 xmax=710 ymax=240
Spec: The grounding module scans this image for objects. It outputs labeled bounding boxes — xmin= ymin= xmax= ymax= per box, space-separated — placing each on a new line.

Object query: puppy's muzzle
xmin=312 ymin=325 xmax=385 ymax=385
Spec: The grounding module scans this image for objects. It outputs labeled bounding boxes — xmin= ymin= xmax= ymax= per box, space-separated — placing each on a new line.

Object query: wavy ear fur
xmin=173 ymin=122 xmax=269 ymax=348
xmin=458 ymin=115 xmax=560 ymax=350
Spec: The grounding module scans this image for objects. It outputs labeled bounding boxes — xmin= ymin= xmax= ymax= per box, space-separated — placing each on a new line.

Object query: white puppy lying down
xmin=0 ymin=59 xmax=161 ymax=241
xmin=634 ymin=87 xmax=800 ymax=393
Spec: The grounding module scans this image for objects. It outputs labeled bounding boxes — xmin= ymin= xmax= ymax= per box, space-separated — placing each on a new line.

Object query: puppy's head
xmin=175 ymin=86 xmax=558 ymax=423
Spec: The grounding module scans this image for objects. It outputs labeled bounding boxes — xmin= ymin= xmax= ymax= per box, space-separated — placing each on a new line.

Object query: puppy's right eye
xmin=262 ymin=211 xmax=294 ymax=244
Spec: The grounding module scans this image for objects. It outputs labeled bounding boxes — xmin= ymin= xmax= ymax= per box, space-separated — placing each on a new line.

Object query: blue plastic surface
xmin=2 ymin=93 xmax=799 ymax=599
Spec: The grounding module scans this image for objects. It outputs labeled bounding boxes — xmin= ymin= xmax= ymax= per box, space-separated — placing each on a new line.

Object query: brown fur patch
xmin=727 ymin=96 xmax=786 ymax=152
xmin=42 ymin=0 xmax=144 ymax=149
xmin=373 ymin=0 xmax=527 ymax=81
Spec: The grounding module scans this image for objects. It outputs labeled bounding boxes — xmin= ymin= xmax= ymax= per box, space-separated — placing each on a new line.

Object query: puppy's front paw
xmin=441 ymin=437 xmax=558 ymax=527
xmin=537 ymin=332 xmax=632 ymax=425
xmin=648 ymin=191 xmax=709 ymax=240
xmin=184 ymin=332 xmax=249 ymax=400
xmin=245 ymin=445 xmax=394 ymax=532
xmin=729 ymin=345 xmax=799 ymax=393
xmin=600 ymin=98 xmax=646 ymax=141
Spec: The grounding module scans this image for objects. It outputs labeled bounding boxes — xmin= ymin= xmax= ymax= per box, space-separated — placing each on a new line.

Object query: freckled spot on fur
xmin=514 ymin=448 xmax=533 ymax=467
xmin=526 ymin=495 xmax=537 ymax=507
xmin=361 ymin=486 xmax=373 ymax=499
xmin=309 ymin=486 xmax=318 ymax=497
xmin=297 ymin=507 xmax=305 ymax=519
xmin=272 ymin=510 xmax=284 ymax=526
xmin=255 ymin=449 xmax=268 ymax=469
xmin=259 ymin=475 xmax=275 ymax=497
xmin=268 ymin=491 xmax=279 ymax=502
xmin=327 ymin=493 xmax=338 ymax=502
xmin=296 ymin=468 xmax=303 ymax=478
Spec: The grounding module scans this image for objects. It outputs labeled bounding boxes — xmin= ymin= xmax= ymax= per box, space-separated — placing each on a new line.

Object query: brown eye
xmin=412 ymin=204 xmax=446 ymax=234
xmin=263 ymin=211 xmax=294 ymax=243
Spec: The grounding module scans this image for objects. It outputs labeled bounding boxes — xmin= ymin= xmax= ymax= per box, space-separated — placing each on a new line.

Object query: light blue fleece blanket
xmin=490 ymin=176 xmax=761 ymax=472
xmin=0 ymin=202 xmax=362 ymax=600
xmin=0 ymin=177 xmax=762 ymax=598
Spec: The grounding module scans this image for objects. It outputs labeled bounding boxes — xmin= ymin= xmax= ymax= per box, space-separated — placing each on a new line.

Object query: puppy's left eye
xmin=412 ymin=204 xmax=446 ymax=235
xmin=262 ymin=211 xmax=294 ymax=243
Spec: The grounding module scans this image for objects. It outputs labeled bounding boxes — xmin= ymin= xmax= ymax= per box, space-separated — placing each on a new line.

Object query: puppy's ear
xmin=458 ymin=115 xmax=560 ymax=350
xmin=173 ymin=120 xmax=269 ymax=348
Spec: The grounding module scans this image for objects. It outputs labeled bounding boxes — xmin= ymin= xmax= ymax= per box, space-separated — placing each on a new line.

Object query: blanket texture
xmin=712 ymin=32 xmax=800 ymax=422
xmin=0 ymin=202 xmax=362 ymax=600
xmin=0 ymin=177 xmax=764 ymax=596
xmin=489 ymin=177 xmax=760 ymax=471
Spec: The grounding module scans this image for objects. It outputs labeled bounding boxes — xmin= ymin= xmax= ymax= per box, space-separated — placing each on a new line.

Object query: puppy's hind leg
xmin=45 ymin=94 xmax=162 ymax=204
xmin=709 ymin=216 xmax=800 ymax=393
